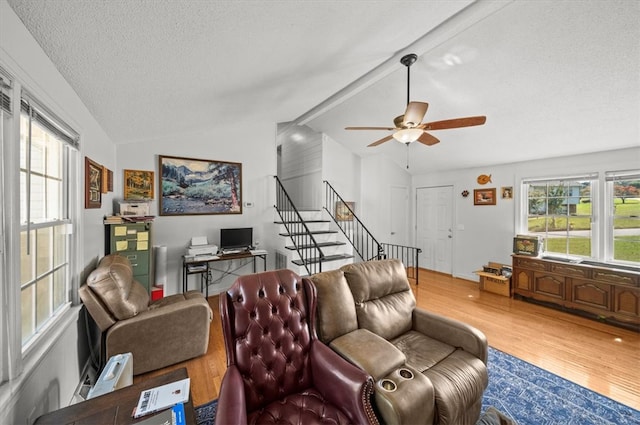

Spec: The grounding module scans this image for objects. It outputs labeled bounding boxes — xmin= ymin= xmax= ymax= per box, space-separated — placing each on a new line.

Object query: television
xmin=220 ymin=227 xmax=253 ymax=251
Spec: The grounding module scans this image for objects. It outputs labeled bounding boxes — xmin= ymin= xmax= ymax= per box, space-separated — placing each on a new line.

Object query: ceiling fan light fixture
xmin=393 ymin=128 xmax=423 ymax=143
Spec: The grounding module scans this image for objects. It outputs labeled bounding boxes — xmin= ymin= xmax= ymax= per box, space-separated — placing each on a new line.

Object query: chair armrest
xmin=413 ymin=308 xmax=488 ymax=363
xmin=106 ymin=297 xmax=211 ymax=374
xmin=329 ymin=328 xmax=406 ymax=380
xmin=215 ymin=365 xmax=248 ymax=425
xmin=311 ymin=341 xmax=379 ymax=425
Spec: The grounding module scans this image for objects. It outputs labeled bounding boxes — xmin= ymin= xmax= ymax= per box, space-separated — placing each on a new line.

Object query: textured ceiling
xmin=6 ymin=0 xmax=640 ymax=174
xmin=6 ymin=0 xmax=472 ymax=143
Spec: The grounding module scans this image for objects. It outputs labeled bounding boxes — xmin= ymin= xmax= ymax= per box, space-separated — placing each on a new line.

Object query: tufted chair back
xmin=220 ymin=269 xmax=315 ymax=412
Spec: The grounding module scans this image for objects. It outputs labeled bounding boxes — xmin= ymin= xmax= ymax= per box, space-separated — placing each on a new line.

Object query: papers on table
xmin=133 ymin=378 xmax=190 ymax=418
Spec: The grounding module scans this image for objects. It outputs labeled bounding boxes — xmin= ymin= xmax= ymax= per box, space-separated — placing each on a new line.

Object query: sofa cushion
xmin=341 ymin=259 xmax=415 ymax=340
xmin=391 ymin=330 xmax=456 ymax=372
xmin=86 ymin=255 xmax=149 ymax=320
xmin=309 ymin=270 xmax=358 ymax=343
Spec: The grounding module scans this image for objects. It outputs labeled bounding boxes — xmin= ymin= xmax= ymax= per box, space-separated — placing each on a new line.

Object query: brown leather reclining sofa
xmin=79 ymin=254 xmax=212 ymax=375
xmin=308 ymin=259 xmax=488 ymax=425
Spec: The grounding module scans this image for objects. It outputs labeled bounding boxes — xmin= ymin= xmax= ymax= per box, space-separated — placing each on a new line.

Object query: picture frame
xmin=85 ymin=157 xmax=102 ymax=209
xmin=474 ymin=188 xmax=496 ymax=206
xmin=159 ymin=155 xmax=242 ymax=216
xmin=101 ymin=166 xmax=113 ymax=193
xmin=124 ymin=169 xmax=155 ymax=200
xmin=335 ymin=201 xmax=355 ymax=221
xmin=501 ymin=186 xmax=513 ymax=199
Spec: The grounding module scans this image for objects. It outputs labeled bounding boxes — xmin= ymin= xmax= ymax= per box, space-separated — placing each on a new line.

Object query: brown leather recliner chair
xmin=216 ymin=269 xmax=379 ymax=425
xmin=79 ymin=254 xmax=212 ymax=375
xmin=310 ymin=259 xmax=488 ymax=425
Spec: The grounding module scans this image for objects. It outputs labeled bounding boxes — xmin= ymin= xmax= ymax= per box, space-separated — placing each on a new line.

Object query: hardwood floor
xmin=135 ymin=270 xmax=640 ymax=410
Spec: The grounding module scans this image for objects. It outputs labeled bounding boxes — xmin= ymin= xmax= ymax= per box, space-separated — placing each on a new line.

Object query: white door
xmin=389 ymin=186 xmax=409 ymax=245
xmin=416 ymin=186 xmax=453 ymax=274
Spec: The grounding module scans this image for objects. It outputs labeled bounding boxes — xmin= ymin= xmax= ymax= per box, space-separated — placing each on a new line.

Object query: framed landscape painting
xmin=124 ymin=169 xmax=154 ymax=200
xmin=474 ymin=188 xmax=496 ymax=206
xmin=159 ymin=155 xmax=242 ymax=216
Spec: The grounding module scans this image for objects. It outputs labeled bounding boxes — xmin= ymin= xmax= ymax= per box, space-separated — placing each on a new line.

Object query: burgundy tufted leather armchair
xmin=216 ymin=269 xmax=379 ymax=425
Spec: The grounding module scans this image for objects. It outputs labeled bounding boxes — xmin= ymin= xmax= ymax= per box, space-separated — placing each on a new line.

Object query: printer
xmin=87 ymin=352 xmax=133 ymax=399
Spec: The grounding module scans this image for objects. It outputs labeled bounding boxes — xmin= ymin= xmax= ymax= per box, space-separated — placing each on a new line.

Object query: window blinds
xmin=522 ymin=173 xmax=599 ymax=184
xmin=20 ymin=91 xmax=79 ymax=149
xmin=0 ymin=67 xmax=11 ymax=114
xmin=605 ymin=170 xmax=640 ymax=182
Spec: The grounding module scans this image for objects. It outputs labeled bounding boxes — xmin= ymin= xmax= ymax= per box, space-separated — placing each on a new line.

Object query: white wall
xmin=1 ymin=0 xmax=115 ymax=422
xmin=361 ymin=154 xmax=412 ymax=245
xmin=115 ymin=124 xmax=278 ymax=297
xmin=277 ymin=123 xmax=322 ymax=210
xmin=322 ymin=134 xmax=361 ymax=209
xmin=413 ymin=147 xmax=640 ymax=281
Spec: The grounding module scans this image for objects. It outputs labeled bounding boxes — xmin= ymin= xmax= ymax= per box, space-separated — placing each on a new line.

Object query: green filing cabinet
xmin=105 ymin=222 xmax=153 ymax=292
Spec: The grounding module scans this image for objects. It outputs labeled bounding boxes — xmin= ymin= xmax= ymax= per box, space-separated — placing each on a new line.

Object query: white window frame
xmin=19 ymin=91 xmax=79 ymax=351
xmin=519 ymin=171 xmax=639 ymax=267
xmin=0 ymin=66 xmax=81 ymax=394
xmin=518 ymin=173 xmax=599 ymax=260
xmin=604 ymin=170 xmax=640 ymax=266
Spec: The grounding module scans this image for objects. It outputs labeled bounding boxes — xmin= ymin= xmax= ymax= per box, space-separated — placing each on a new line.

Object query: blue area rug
xmin=484 ymin=347 xmax=640 ymax=425
xmin=195 ymin=347 xmax=640 ymax=425
xmin=195 ymin=398 xmax=217 ymax=425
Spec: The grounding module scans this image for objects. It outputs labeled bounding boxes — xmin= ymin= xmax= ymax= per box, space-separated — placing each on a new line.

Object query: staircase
xmin=275 ymin=210 xmax=354 ymax=276
xmin=274 ymin=176 xmax=421 ymax=281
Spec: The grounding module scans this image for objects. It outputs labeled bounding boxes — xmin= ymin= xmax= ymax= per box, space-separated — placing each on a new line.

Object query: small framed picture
xmin=501 ymin=186 xmax=513 ymax=199
xmin=335 ymin=201 xmax=355 ymax=221
xmin=474 ymin=188 xmax=496 ymax=206
xmin=101 ymin=166 xmax=112 ymax=193
xmin=85 ymin=157 xmax=102 ymax=209
xmin=124 ymin=169 xmax=155 ymax=200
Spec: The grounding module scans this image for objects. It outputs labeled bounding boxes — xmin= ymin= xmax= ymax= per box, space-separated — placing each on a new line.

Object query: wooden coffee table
xmin=34 ymin=367 xmax=196 ymax=424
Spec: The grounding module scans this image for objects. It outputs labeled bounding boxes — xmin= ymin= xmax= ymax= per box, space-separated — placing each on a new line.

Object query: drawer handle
xmin=126 ymin=255 xmax=137 ymax=260
xmin=130 ymin=263 xmax=138 ymax=267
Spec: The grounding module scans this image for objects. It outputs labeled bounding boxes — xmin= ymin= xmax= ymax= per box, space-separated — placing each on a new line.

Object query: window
xmin=521 ymin=171 xmax=640 ymax=266
xmin=19 ymin=92 xmax=79 ymax=348
xmin=522 ymin=174 xmax=597 ymax=259
xmin=0 ymin=67 xmax=12 ymax=384
xmin=606 ymin=171 xmax=640 ymax=264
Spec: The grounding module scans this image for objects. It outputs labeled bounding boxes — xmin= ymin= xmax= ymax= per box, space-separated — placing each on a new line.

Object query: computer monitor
xmin=220 ymin=227 xmax=253 ymax=251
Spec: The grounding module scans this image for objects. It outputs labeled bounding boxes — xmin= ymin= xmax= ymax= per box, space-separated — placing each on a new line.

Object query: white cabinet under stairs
xmin=275 ymin=210 xmax=354 ymax=276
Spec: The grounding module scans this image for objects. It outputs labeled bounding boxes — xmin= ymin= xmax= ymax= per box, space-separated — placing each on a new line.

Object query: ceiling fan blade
xmin=416 ymin=132 xmax=440 ymax=146
xmin=345 ymin=126 xmax=397 ymax=131
xmin=402 ymin=102 xmax=429 ymax=127
xmin=424 ymin=116 xmax=487 ymax=130
xmin=367 ymin=135 xmax=394 ymax=147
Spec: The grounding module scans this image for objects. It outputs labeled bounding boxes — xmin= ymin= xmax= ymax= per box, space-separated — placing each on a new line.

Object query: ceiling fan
xmin=345 ymin=53 xmax=486 ymax=147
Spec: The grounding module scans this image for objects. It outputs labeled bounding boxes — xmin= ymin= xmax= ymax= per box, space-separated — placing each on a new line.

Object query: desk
xmin=183 ymin=251 xmax=267 ymax=297
xmin=34 ymin=368 xmax=196 ymax=425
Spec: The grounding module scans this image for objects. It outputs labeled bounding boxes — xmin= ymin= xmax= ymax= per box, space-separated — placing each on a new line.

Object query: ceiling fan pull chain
xmin=406 ymin=143 xmax=410 ymax=169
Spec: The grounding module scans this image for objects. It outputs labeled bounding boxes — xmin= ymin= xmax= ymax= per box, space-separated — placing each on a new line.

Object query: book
xmin=134 ymin=403 xmax=186 ymax=425
xmin=133 ymin=378 xmax=190 ymax=418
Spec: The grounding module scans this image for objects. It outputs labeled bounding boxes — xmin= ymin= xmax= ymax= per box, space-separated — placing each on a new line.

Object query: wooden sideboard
xmin=512 ymin=255 xmax=640 ymax=331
